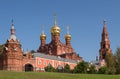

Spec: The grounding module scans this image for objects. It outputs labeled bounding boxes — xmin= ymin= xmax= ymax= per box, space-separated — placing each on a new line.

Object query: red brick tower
xmin=99 ymin=19 xmax=112 ymax=60
xmin=50 ymin=14 xmax=61 ymax=42
xmin=38 ymin=26 xmax=46 ymax=53
xmin=64 ymin=26 xmax=73 ymax=53
xmin=49 ymin=14 xmax=62 ymax=55
xmin=2 ymin=20 xmax=23 ymax=71
xmin=65 ymin=26 xmax=71 ymax=46
xmin=38 ymin=15 xmax=63 ymax=55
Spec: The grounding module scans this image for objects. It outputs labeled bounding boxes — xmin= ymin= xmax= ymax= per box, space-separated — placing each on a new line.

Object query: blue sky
xmin=0 ymin=0 xmax=120 ymax=61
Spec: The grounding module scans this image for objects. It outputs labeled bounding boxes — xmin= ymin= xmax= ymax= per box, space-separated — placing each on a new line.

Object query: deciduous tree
xmin=105 ymin=52 xmax=116 ymax=74
xmin=73 ymin=61 xmax=89 ymax=73
xmin=115 ymin=47 xmax=120 ymax=74
xmin=64 ymin=64 xmax=70 ymax=73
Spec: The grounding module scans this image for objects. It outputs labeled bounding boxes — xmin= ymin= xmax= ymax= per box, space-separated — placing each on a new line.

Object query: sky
xmin=0 ymin=0 xmax=120 ymax=61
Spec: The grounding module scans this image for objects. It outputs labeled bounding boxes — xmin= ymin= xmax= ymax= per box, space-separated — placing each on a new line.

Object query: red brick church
xmin=0 ymin=16 xmax=82 ymax=71
xmin=37 ymin=15 xmax=81 ymax=60
xmin=0 ymin=16 xmax=113 ymax=72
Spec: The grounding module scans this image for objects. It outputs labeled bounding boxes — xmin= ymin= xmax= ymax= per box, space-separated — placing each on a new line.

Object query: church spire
xmin=11 ymin=19 xmax=15 ymax=35
xmin=102 ymin=19 xmax=108 ymax=35
xmin=102 ymin=19 xmax=109 ymax=42
xmin=99 ymin=19 xmax=112 ymax=60
xmin=65 ymin=26 xmax=71 ymax=46
xmin=8 ymin=20 xmax=18 ymax=41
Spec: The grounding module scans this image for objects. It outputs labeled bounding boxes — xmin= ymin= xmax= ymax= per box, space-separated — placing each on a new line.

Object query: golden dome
xmin=65 ymin=34 xmax=71 ymax=40
xmin=65 ymin=26 xmax=71 ymax=40
xmin=51 ymin=25 xmax=61 ymax=34
xmin=40 ymin=34 xmax=46 ymax=40
xmin=51 ymin=14 xmax=61 ymax=35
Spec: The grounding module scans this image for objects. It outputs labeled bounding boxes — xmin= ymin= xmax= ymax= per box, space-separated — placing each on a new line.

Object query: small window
xmin=44 ymin=60 xmax=46 ymax=65
xmin=103 ymin=44 xmax=105 ymax=48
xmin=38 ymin=60 xmax=41 ymax=65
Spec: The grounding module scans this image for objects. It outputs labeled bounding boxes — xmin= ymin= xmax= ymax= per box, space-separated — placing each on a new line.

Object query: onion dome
xmin=40 ymin=34 xmax=46 ymax=40
xmin=51 ymin=14 xmax=61 ymax=35
xmin=65 ymin=26 xmax=71 ymax=40
xmin=65 ymin=34 xmax=71 ymax=40
xmin=9 ymin=34 xmax=17 ymax=41
xmin=40 ymin=25 xmax=46 ymax=40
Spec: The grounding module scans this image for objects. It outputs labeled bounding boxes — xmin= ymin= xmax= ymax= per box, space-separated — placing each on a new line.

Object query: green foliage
xmin=98 ymin=66 xmax=108 ymax=74
xmin=88 ymin=65 xmax=96 ymax=74
xmin=30 ymin=50 xmax=36 ymax=54
xmin=105 ymin=53 xmax=116 ymax=74
xmin=0 ymin=44 xmax=4 ymax=55
xmin=73 ymin=61 xmax=89 ymax=73
xmin=44 ymin=64 xmax=56 ymax=72
xmin=115 ymin=47 xmax=120 ymax=74
xmin=63 ymin=64 xmax=70 ymax=73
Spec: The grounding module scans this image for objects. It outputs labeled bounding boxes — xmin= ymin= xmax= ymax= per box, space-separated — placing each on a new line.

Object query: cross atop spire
xmin=41 ymin=25 xmax=45 ymax=34
xmin=11 ymin=19 xmax=15 ymax=35
xmin=103 ymin=18 xmax=106 ymax=27
xmin=11 ymin=19 xmax=15 ymax=29
xmin=66 ymin=26 xmax=70 ymax=34
xmin=54 ymin=13 xmax=57 ymax=26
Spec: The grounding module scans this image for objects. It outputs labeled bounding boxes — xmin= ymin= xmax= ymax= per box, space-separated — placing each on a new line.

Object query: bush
xmin=88 ymin=65 xmax=96 ymax=74
xmin=98 ymin=66 xmax=108 ymax=74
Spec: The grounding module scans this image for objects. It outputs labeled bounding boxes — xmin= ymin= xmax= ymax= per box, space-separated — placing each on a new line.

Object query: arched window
xmin=38 ymin=60 xmax=41 ymax=65
xmin=44 ymin=60 xmax=46 ymax=65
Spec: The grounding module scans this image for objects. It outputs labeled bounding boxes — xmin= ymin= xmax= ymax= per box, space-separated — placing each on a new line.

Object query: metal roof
xmin=33 ymin=53 xmax=78 ymax=63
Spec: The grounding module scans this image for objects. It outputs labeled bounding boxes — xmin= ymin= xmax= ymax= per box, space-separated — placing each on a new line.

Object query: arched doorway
xmin=25 ymin=64 xmax=33 ymax=72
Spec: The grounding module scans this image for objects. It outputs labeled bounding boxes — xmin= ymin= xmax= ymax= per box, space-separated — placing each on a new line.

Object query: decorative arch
xmin=25 ymin=64 xmax=33 ymax=72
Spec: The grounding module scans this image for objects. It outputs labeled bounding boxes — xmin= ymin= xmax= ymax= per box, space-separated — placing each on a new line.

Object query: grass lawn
xmin=0 ymin=71 xmax=119 ymax=79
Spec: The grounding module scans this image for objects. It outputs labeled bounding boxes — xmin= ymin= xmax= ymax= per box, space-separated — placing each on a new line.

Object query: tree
xmin=63 ymin=64 xmax=70 ymax=73
xmin=88 ymin=65 xmax=96 ymax=74
xmin=73 ymin=61 xmax=89 ymax=73
xmin=30 ymin=50 xmax=36 ymax=54
xmin=44 ymin=64 xmax=56 ymax=72
xmin=115 ymin=47 xmax=120 ymax=74
xmin=105 ymin=52 xmax=116 ymax=74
